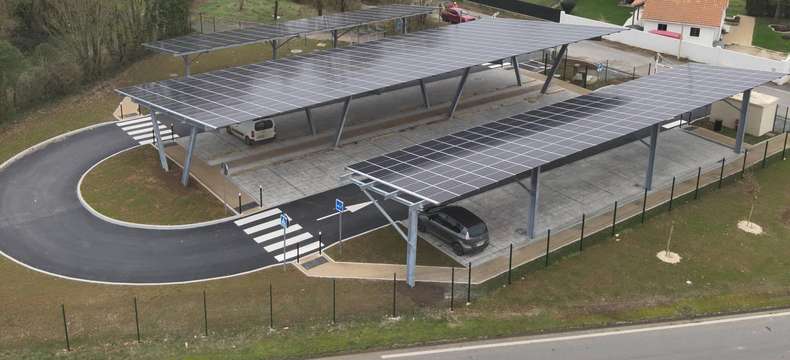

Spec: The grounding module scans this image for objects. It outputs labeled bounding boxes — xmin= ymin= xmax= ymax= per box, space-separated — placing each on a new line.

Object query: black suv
xmin=418 ymin=206 xmax=489 ymax=255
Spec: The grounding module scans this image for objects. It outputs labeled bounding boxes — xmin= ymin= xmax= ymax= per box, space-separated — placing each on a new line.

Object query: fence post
xmin=238 ymin=193 xmax=242 ymax=213
xmin=61 ymin=304 xmax=70 ymax=351
xmin=641 ymin=188 xmax=648 ymax=223
xmin=212 ymin=16 xmax=216 ymax=33
xmin=332 ymin=279 xmax=336 ymax=325
xmin=718 ymin=157 xmax=726 ymax=189
xmin=134 ymin=297 xmax=141 ymax=343
xmin=507 ymin=244 xmax=513 ymax=285
xmin=318 ymin=231 xmax=323 ymax=254
xmin=648 ymin=63 xmax=652 ymax=76
xmin=297 ymin=241 xmax=301 ymax=263
xmin=604 ymin=60 xmax=609 ymax=84
xmin=259 ymin=185 xmax=263 ymax=207
xmin=632 ymin=66 xmax=636 ymax=80
xmin=450 ymin=267 xmax=455 ymax=312
xmin=199 ymin=13 xmax=204 ymax=33
xmin=543 ymin=51 xmax=548 ymax=75
xmin=784 ymin=133 xmax=788 ymax=161
xmin=544 ymin=229 xmax=551 ymax=267
xmin=762 ymin=141 xmax=769 ymax=168
xmin=694 ymin=167 xmax=702 ymax=200
xmin=579 ymin=214 xmax=586 ymax=252
xmin=269 ymin=283 xmax=273 ymax=329
xmin=742 ymin=149 xmax=749 ymax=178
xmin=391 ymin=273 xmax=397 ymax=318
xmin=583 ymin=65 xmax=588 ymax=88
xmin=611 ymin=201 xmax=618 ymax=236
xmin=466 ymin=263 xmax=472 ymax=305
xmin=668 ymin=177 xmax=676 ymax=211
xmin=202 ymin=290 xmax=208 ymax=337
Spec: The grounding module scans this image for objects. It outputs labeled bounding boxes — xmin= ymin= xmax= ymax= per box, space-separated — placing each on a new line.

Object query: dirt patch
xmin=399 ymin=282 xmax=445 ymax=307
xmin=782 ymin=208 xmax=790 ymax=226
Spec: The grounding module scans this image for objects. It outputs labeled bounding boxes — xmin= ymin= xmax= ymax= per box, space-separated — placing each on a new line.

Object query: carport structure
xmin=145 ymin=4 xmax=436 ymax=76
xmin=116 ymin=18 xmax=621 ymax=186
xmin=346 ymin=63 xmax=783 ymax=287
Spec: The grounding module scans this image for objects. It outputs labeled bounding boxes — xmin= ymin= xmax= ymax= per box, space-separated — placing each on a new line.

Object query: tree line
xmin=746 ymin=0 xmax=789 ymax=19
xmin=0 ymin=0 xmax=191 ymax=122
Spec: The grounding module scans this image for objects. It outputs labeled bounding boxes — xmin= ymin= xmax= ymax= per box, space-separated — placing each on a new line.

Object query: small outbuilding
xmin=710 ymin=91 xmax=778 ymax=137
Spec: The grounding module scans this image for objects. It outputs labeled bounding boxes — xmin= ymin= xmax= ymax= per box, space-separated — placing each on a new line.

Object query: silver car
xmin=418 ymin=206 xmax=489 ymax=255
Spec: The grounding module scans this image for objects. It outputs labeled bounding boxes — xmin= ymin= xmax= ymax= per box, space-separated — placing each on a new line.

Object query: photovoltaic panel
xmin=117 ymin=18 xmax=623 ymax=130
xmin=347 ymin=63 xmax=784 ymax=204
xmin=144 ymin=4 xmax=435 ymax=56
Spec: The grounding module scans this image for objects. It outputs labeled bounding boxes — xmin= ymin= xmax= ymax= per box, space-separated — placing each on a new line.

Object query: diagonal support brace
xmin=449 ymin=67 xmax=471 ymax=120
xmin=541 ymin=45 xmax=568 ymax=94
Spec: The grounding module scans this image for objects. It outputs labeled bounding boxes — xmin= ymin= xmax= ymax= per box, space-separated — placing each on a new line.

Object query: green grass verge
xmin=195 ymin=0 xmax=315 ymax=22
xmin=80 ymin=146 xmax=227 ymax=225
xmin=571 ymin=0 xmax=631 ymax=25
xmin=753 ymin=17 xmax=790 ymax=53
xmin=326 ymin=226 xmax=462 ymax=267
xmin=2 ymin=142 xmax=790 ymax=359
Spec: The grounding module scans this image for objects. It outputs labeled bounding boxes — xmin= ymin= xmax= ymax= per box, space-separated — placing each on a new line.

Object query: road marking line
xmin=275 ymin=241 xmax=321 ymax=262
xmin=132 ymin=129 xmax=172 ymax=141
xmin=122 ymin=121 xmax=159 ymax=131
xmin=244 ymin=218 xmax=281 ymax=235
xmin=127 ymin=125 xmax=166 ymax=136
xmin=234 ymin=208 xmax=281 ymax=226
xmin=117 ymin=116 xmax=152 ymax=127
xmin=263 ymin=232 xmax=313 ymax=252
xmin=138 ymin=135 xmax=178 ymax=145
xmin=253 ymin=224 xmax=303 ymax=243
xmin=380 ymin=310 xmax=790 ymax=359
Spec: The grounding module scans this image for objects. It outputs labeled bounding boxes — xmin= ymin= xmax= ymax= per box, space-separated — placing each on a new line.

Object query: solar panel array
xmin=117 ymin=18 xmax=622 ymax=130
xmin=347 ymin=63 xmax=783 ymax=204
xmin=144 ymin=4 xmax=435 ymax=56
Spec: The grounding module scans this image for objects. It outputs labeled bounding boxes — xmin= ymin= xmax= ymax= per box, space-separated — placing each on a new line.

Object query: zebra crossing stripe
xmin=275 ymin=241 xmax=321 ymax=262
xmin=244 ymin=218 xmax=281 ymax=235
xmin=137 ymin=135 xmax=179 ymax=145
xmin=127 ymin=125 xmax=166 ymax=136
xmin=253 ymin=224 xmax=302 ymax=244
xmin=121 ymin=122 xmax=157 ymax=131
xmin=132 ymin=129 xmax=172 ymax=141
xmin=234 ymin=208 xmax=281 ymax=226
xmin=117 ymin=116 xmax=152 ymax=127
xmin=262 ymin=232 xmax=313 ymax=252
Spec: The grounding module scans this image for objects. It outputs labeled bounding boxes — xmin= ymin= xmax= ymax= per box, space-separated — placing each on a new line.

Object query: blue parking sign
xmin=335 ymin=198 xmax=345 ymax=213
xmin=280 ymin=213 xmax=289 ymax=228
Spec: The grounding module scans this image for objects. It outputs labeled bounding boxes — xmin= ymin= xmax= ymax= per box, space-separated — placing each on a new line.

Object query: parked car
xmin=418 ymin=205 xmax=489 ymax=255
xmin=440 ymin=2 xmax=476 ymax=24
xmin=227 ymin=117 xmax=276 ymax=145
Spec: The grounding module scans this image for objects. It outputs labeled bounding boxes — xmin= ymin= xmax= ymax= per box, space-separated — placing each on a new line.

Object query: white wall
xmin=560 ymin=12 xmax=790 ymax=85
xmin=642 ymin=20 xmax=718 ymax=47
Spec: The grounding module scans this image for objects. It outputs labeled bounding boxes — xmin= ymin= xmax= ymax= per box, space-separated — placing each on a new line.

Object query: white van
xmin=227 ymin=117 xmax=276 ymax=145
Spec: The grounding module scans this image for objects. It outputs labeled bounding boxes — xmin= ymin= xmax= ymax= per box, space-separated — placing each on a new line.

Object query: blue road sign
xmin=280 ymin=213 xmax=289 ymax=228
xmin=335 ymin=198 xmax=345 ymax=213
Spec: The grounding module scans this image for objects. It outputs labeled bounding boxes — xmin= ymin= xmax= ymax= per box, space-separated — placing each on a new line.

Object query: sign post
xmin=220 ymin=163 xmax=230 ymax=215
xmin=335 ymin=199 xmax=345 ymax=253
xmin=280 ymin=213 xmax=289 ymax=270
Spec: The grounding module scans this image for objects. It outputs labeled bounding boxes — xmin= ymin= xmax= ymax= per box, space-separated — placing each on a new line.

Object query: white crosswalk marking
xmin=233 ymin=208 xmax=323 ymax=263
xmin=117 ymin=116 xmax=179 ymax=145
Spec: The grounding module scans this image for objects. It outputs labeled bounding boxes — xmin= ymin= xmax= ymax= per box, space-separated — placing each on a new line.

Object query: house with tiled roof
xmin=633 ymin=0 xmax=729 ymax=47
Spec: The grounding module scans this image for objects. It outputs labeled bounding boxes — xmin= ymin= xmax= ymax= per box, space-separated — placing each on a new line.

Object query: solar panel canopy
xmin=347 ymin=63 xmax=784 ymax=205
xmin=117 ymin=19 xmax=622 ymax=130
xmin=144 ymin=4 xmax=435 ymax=56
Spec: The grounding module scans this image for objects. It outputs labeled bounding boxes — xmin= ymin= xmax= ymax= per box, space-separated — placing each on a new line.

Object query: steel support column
xmin=540 ymin=44 xmax=567 ymax=94
xmin=645 ymin=123 xmax=660 ymax=190
xmin=182 ymin=55 xmax=191 ymax=77
xmin=734 ymin=89 xmax=752 ymax=154
xmin=527 ymin=167 xmax=541 ymax=239
xmin=405 ymin=204 xmax=419 ymax=287
xmin=151 ymin=112 xmax=169 ymax=172
xmin=180 ymin=126 xmax=198 ymax=186
xmin=332 ymin=30 xmax=339 ymax=48
xmin=418 ymin=79 xmax=430 ymax=109
xmin=448 ymin=67 xmax=471 ymax=120
xmin=333 ymin=96 xmax=352 ymax=148
xmin=271 ymin=40 xmax=278 ymax=60
xmin=511 ymin=56 xmax=522 ymax=86
xmin=305 ymin=107 xmax=316 ymax=135
xmin=401 ymin=18 xmax=408 ymax=34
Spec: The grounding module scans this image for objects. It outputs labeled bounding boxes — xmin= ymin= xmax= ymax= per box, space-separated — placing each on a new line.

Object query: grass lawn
xmin=195 ymin=0 xmax=316 ymax=23
xmin=2 ymin=142 xmax=790 ymax=359
xmin=571 ymin=0 xmax=631 ymax=25
xmin=753 ymin=17 xmax=790 ymax=53
xmin=326 ymin=226 xmax=462 ymax=267
xmin=80 ymin=146 xmax=227 ymax=225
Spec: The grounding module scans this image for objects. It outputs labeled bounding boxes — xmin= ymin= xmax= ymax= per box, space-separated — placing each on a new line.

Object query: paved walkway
xmin=297 ymin=132 xmax=789 ymax=284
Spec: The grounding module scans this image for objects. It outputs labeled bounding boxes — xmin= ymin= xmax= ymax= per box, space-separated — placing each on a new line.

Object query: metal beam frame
xmin=645 ymin=123 xmax=660 ymax=190
xmin=331 ymin=30 xmax=339 ymax=48
xmin=511 ymin=55 xmax=522 ymax=86
xmin=541 ymin=44 xmax=568 ymax=94
xmin=333 ymin=96 xmax=353 ymax=148
xmin=449 ymin=67 xmax=471 ymax=120
xmin=305 ymin=107 xmax=316 ymax=135
xmin=418 ymin=79 xmax=430 ymax=109
xmin=181 ymin=126 xmax=198 ymax=186
xmin=527 ymin=167 xmax=540 ymax=239
xmin=271 ymin=40 xmax=278 ymax=60
xmin=734 ymin=89 xmax=752 ymax=154
xmin=151 ymin=112 xmax=169 ymax=172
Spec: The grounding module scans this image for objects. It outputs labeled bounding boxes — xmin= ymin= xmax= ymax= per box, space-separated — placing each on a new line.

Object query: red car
xmin=440 ymin=2 xmax=476 ymax=24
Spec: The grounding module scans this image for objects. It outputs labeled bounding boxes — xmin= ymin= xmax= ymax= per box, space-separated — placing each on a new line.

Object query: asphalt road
xmin=326 ymin=310 xmax=790 ymax=360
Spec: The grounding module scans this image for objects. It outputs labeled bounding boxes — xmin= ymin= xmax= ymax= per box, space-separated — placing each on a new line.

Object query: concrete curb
xmin=76 ymin=144 xmax=243 ymax=231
